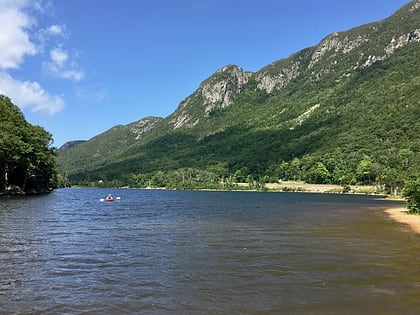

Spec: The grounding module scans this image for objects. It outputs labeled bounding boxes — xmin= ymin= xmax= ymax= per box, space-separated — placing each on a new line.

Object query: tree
xmin=0 ymin=95 xmax=57 ymax=194
xmin=312 ymin=162 xmax=330 ymax=184
xmin=403 ymin=177 xmax=420 ymax=214
xmin=356 ymin=155 xmax=373 ymax=184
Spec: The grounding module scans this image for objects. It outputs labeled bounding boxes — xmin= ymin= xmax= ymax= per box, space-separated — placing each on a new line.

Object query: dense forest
xmin=0 ymin=95 xmax=58 ymax=195
xmin=57 ymin=1 xmax=420 ymax=210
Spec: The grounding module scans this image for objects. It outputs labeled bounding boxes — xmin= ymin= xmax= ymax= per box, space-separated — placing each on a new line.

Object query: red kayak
xmin=105 ymin=197 xmax=114 ymax=202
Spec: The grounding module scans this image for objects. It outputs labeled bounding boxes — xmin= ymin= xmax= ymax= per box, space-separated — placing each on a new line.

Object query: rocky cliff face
xmin=200 ymin=65 xmax=252 ymax=114
xmin=171 ymin=65 xmax=251 ymax=129
xmin=169 ymin=0 xmax=419 ymax=131
xmin=255 ymin=59 xmax=303 ymax=94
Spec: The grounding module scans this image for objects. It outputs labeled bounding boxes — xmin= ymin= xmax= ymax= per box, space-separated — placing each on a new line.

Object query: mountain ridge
xmin=57 ymin=0 xmax=420 ymax=190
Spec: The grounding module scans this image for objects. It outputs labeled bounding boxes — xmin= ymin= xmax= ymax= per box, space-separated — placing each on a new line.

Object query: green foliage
xmin=312 ymin=162 xmax=331 ymax=184
xmin=127 ymin=168 xmax=238 ymax=190
xmin=57 ymin=3 xmax=420 ymax=196
xmin=0 ymin=95 xmax=58 ymax=194
xmin=403 ymin=170 xmax=420 ymax=214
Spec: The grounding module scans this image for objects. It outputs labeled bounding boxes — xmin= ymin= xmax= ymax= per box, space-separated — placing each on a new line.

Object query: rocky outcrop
xmin=171 ymin=97 xmax=199 ymax=129
xmin=171 ymin=65 xmax=251 ymax=129
xmin=256 ymin=61 xmax=301 ymax=94
xmin=309 ymin=32 xmax=369 ymax=69
xmin=361 ymin=29 xmax=420 ymax=68
xmin=199 ymin=65 xmax=251 ymax=114
xmin=409 ymin=0 xmax=420 ymax=12
xmin=129 ymin=116 xmax=162 ymax=140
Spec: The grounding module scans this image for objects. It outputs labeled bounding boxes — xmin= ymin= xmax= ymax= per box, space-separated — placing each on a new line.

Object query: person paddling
xmin=105 ymin=194 xmax=114 ymax=201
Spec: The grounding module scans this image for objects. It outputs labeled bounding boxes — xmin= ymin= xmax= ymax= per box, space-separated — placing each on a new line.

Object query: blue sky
xmin=0 ymin=0 xmax=411 ymax=147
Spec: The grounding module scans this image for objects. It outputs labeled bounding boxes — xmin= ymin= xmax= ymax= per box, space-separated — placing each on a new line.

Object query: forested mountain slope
xmin=57 ymin=0 xmax=420 ymax=191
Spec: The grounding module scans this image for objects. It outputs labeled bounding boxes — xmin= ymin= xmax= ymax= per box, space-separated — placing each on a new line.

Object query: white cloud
xmin=47 ymin=24 xmax=64 ymax=36
xmin=76 ymin=85 xmax=108 ymax=103
xmin=0 ymin=0 xmax=84 ymax=116
xmin=50 ymin=47 xmax=68 ymax=66
xmin=44 ymin=47 xmax=84 ymax=81
xmin=0 ymin=2 xmax=37 ymax=69
xmin=0 ymin=71 xmax=64 ymax=115
xmin=36 ymin=24 xmax=66 ymax=46
xmin=0 ymin=0 xmax=31 ymax=10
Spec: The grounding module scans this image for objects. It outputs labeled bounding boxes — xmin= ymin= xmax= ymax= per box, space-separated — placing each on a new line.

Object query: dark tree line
xmin=0 ymin=95 xmax=58 ymax=195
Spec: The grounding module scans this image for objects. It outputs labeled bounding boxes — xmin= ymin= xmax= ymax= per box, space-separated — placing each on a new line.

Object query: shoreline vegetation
xmin=109 ymin=180 xmax=380 ymax=194
xmin=251 ymin=181 xmax=378 ymax=194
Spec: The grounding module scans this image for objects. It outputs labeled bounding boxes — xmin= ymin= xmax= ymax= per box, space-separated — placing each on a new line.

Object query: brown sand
xmin=385 ymin=207 xmax=420 ymax=234
xmin=264 ymin=181 xmax=376 ymax=193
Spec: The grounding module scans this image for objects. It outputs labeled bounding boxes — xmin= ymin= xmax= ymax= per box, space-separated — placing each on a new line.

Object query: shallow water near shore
xmin=1 ymin=188 xmax=419 ymax=314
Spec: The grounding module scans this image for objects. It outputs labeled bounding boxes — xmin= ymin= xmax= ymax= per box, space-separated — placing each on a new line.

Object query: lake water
xmin=1 ymin=188 xmax=419 ymax=314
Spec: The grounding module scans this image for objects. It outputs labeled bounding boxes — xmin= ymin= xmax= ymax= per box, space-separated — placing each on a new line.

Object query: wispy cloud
xmin=0 ymin=71 xmax=64 ymax=115
xmin=46 ymin=24 xmax=64 ymax=36
xmin=44 ymin=46 xmax=84 ymax=81
xmin=36 ymin=23 xmax=66 ymax=47
xmin=76 ymin=85 xmax=108 ymax=103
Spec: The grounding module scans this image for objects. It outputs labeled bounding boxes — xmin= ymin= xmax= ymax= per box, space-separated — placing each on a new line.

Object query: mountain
xmin=59 ymin=140 xmax=86 ymax=151
xmin=57 ymin=0 xmax=420 ymax=191
xmin=58 ymin=116 xmax=162 ymax=174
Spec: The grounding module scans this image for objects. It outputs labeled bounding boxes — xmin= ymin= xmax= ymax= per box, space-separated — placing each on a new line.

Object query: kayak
xmin=99 ymin=196 xmax=121 ymax=202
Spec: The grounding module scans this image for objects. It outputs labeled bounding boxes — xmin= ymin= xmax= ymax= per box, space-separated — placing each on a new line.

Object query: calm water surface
xmin=1 ymin=188 xmax=419 ymax=314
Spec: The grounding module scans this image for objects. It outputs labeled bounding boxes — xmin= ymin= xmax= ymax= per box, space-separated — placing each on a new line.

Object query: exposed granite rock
xmin=309 ymin=33 xmax=369 ymax=69
xmin=362 ymin=29 xmax=420 ymax=67
xmin=129 ymin=116 xmax=162 ymax=140
xmin=171 ymin=97 xmax=197 ymax=129
xmin=409 ymin=0 xmax=420 ymax=12
xmin=256 ymin=61 xmax=301 ymax=93
xmin=171 ymin=65 xmax=251 ymax=129
xmin=200 ymin=65 xmax=251 ymax=115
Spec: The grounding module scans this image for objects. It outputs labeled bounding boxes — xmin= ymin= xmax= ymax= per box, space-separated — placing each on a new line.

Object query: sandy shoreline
xmin=385 ymin=207 xmax=420 ymax=234
xmin=262 ymin=182 xmax=377 ymax=193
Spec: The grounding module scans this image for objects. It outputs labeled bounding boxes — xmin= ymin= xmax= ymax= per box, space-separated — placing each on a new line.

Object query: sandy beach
xmin=385 ymin=207 xmax=420 ymax=234
xmin=263 ymin=181 xmax=377 ymax=194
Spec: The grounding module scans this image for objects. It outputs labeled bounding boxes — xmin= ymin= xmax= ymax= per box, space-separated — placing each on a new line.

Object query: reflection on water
xmin=1 ymin=188 xmax=419 ymax=314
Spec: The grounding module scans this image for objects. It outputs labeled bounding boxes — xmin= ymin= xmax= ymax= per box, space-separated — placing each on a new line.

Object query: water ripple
xmin=1 ymin=188 xmax=419 ymax=314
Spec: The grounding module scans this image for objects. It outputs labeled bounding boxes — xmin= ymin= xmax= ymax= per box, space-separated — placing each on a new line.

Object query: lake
xmin=1 ymin=188 xmax=419 ymax=314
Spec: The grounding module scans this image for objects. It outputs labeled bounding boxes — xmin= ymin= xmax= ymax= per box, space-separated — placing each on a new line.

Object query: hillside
xmin=57 ymin=0 xmax=420 ymax=191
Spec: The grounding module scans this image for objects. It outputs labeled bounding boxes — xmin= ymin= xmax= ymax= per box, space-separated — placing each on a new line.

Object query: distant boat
xmin=100 ymin=195 xmax=121 ymax=202
xmin=105 ymin=194 xmax=114 ymax=202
